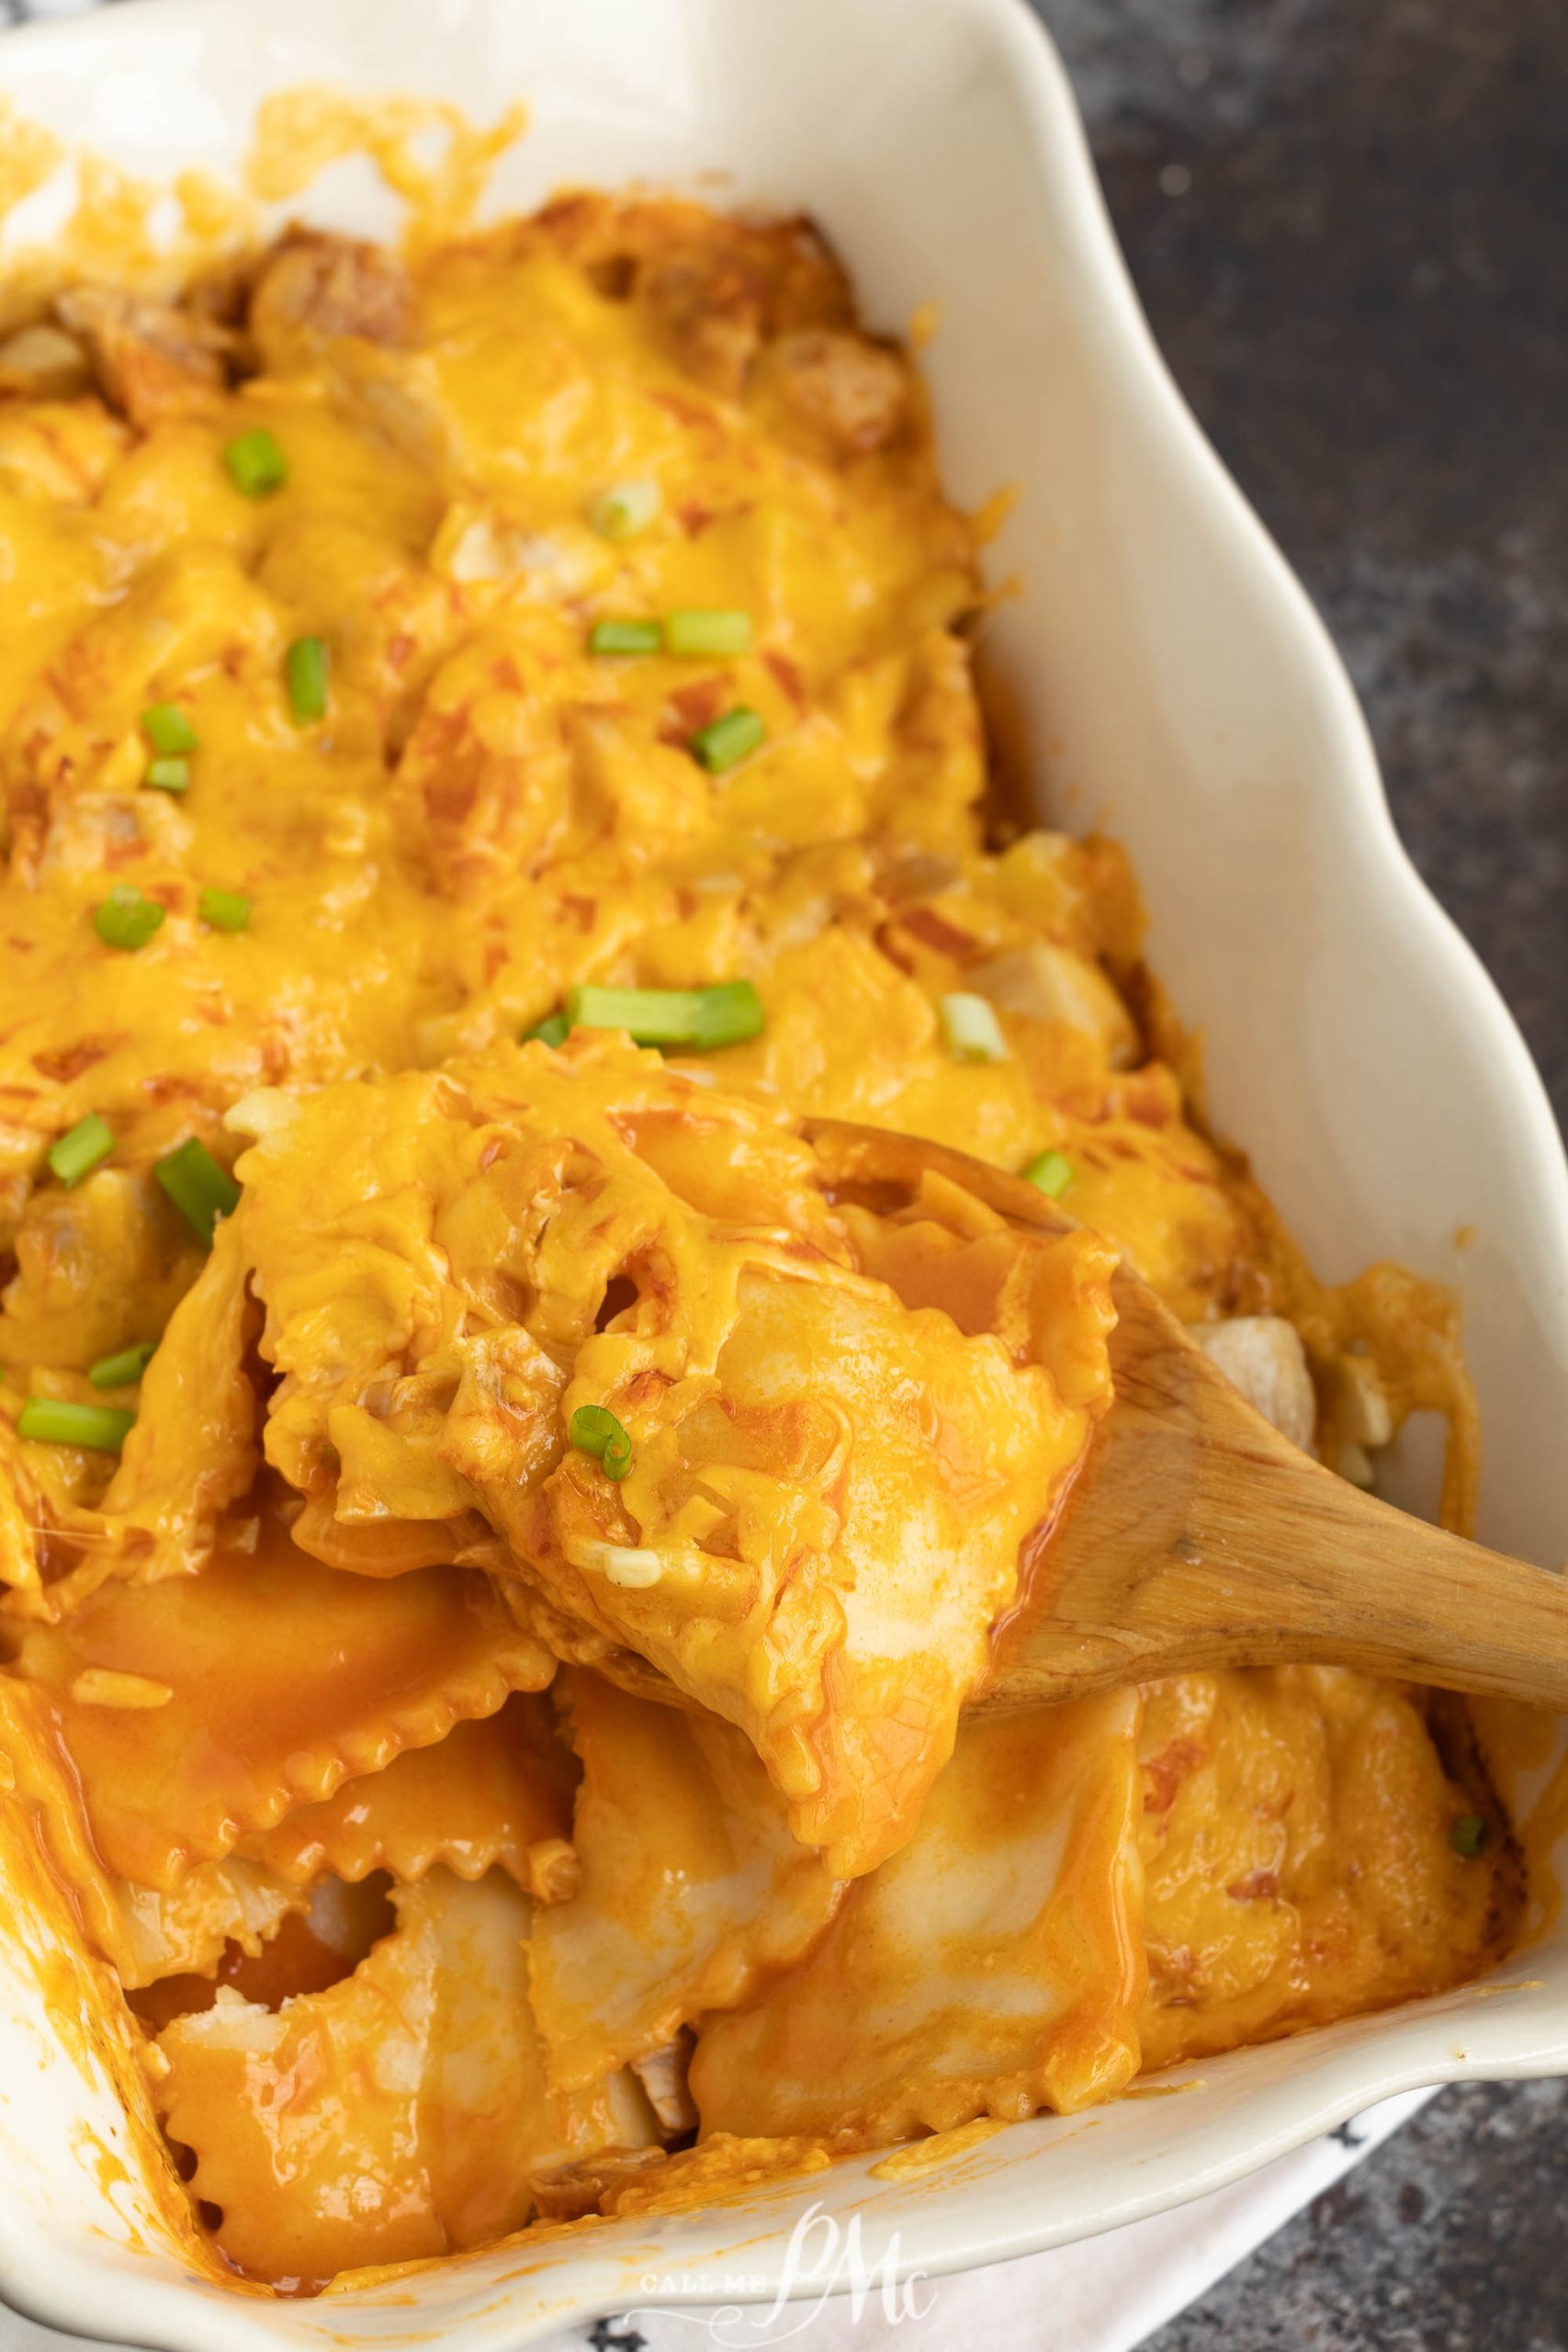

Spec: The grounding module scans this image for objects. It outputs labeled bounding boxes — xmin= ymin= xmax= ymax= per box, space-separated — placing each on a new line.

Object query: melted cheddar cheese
xmin=212 ymin=1041 xmax=1115 ymax=1879
xmin=0 ymin=191 xmax=1518 ymax=2291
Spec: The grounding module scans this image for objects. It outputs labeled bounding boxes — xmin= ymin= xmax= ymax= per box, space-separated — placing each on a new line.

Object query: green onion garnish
xmin=144 ymin=756 xmax=190 ymax=796
xmin=223 ymin=426 xmax=288 ymax=499
xmin=47 ymin=1113 xmax=114 ymax=1188
xmin=940 ymin=991 xmax=1007 ymax=1064
xmin=88 ymin=1341 xmax=155 ymax=1390
xmin=142 ymin=704 xmax=197 ymax=755
xmin=1023 ymin=1149 xmax=1074 ymax=1200
xmin=590 ymin=480 xmax=660 ymax=540
xmin=155 ymin=1136 xmax=240 ymax=1247
xmin=524 ymin=1012 xmax=570 ymax=1047
xmin=286 ymin=637 xmax=329 ymax=725
xmin=93 ymin=886 xmax=165 ymax=953
xmin=689 ymin=707 xmax=765 ymax=775
xmin=566 ymin=980 xmax=764 ymax=1051
xmin=198 ymin=888 xmax=251 ymax=933
xmin=1450 ymin=1813 xmax=1487 ymax=1858
xmin=17 ymin=1397 xmax=134 ymax=1453
xmin=589 ymin=618 xmax=663 ymax=658
xmin=666 ymin=608 xmax=753 ymax=659
xmin=569 ymin=1403 xmax=634 ymax=1481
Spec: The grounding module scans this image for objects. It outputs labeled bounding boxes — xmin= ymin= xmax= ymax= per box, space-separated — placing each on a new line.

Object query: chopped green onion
xmin=94 ymin=886 xmax=165 ymax=953
xmin=1450 ymin=1813 xmax=1487 ymax=1858
xmin=524 ymin=1012 xmax=570 ymax=1048
xmin=940 ymin=991 xmax=1007 ymax=1064
xmin=17 ymin=1397 xmax=134 ymax=1453
xmin=569 ymin=1403 xmax=634 ymax=1481
xmin=589 ymin=618 xmax=663 ymax=658
xmin=47 ymin=1113 xmax=115 ymax=1188
xmin=1023 ymin=1148 xmax=1074 ymax=1200
xmin=144 ymin=756 xmax=190 ymax=796
xmin=566 ymin=980 xmax=763 ymax=1051
xmin=683 ymin=981 xmax=764 ymax=1048
xmin=141 ymin=704 xmax=197 ymax=755
xmin=155 ymin=1136 xmax=240 ymax=1247
xmin=45 ymin=1119 xmax=115 ymax=1194
xmin=590 ymin=479 xmax=660 ymax=540
xmin=198 ymin=887 xmax=251 ymax=933
xmin=666 ymin=608 xmax=753 ymax=659
xmin=88 ymin=1341 xmax=155 ymax=1390
xmin=286 ymin=636 xmax=329 ymax=725
xmin=223 ymin=426 xmax=288 ymax=499
xmin=689 ymin=707 xmax=765 ymax=775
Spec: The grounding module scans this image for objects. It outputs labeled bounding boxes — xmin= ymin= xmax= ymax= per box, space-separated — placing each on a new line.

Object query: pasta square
xmin=155 ymin=1870 xmax=658 ymax=2287
xmin=220 ymin=1039 xmax=1119 ymax=1877
xmin=690 ymin=1693 xmax=1146 ymax=2142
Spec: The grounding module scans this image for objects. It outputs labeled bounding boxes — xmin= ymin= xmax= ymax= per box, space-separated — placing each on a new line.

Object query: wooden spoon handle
xmin=1061 ymin=1425 xmax=1568 ymax=1702
xmin=985 ymin=1283 xmax=1568 ymax=1712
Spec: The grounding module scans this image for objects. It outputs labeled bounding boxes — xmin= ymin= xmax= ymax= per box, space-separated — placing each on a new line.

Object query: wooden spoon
xmin=805 ymin=1117 xmax=1568 ymax=1715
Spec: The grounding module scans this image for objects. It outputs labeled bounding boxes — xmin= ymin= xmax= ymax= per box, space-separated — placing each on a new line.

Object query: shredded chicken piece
xmin=636 ymin=245 xmax=764 ymax=395
xmin=1337 ymin=1351 xmax=1394 ymax=1448
xmin=630 ymin=2033 xmax=698 ymax=2137
xmin=1196 ymin=1315 xmax=1317 ymax=1452
xmin=0 ymin=322 xmax=91 ymax=400
xmin=969 ymin=941 xmax=1141 ymax=1068
xmin=53 ymin=286 xmax=233 ymax=428
xmin=765 ymin=328 xmax=910 ymax=455
xmin=249 ymin=227 xmax=415 ymax=354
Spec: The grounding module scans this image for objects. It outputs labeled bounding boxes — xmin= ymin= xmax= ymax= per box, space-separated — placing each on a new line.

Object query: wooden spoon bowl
xmin=805 ymin=1118 xmax=1568 ymax=1714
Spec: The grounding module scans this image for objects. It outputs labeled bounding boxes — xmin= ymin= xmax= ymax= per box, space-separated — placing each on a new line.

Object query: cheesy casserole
xmin=0 ymin=196 xmax=1520 ymax=2290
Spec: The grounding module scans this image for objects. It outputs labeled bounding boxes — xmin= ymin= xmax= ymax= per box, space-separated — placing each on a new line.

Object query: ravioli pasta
xmin=529 ymin=1668 xmax=843 ymax=2091
xmin=0 ymin=190 xmax=1518 ymax=2291
xmin=215 ymin=1043 xmax=1116 ymax=1878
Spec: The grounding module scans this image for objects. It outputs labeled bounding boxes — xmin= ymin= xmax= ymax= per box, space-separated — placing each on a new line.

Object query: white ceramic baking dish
xmin=1 ymin=0 xmax=1565 ymax=2344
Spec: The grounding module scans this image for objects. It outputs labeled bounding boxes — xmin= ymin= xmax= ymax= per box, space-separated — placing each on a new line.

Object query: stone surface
xmin=1033 ymin=2 xmax=1567 ymax=2344
xmin=1040 ymin=0 xmax=1567 ymax=1125
xmin=1145 ymin=2082 xmax=1568 ymax=2351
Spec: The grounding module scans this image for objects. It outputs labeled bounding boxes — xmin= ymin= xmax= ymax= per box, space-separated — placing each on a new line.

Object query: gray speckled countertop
xmin=1034 ymin=2 xmax=1568 ymax=2343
